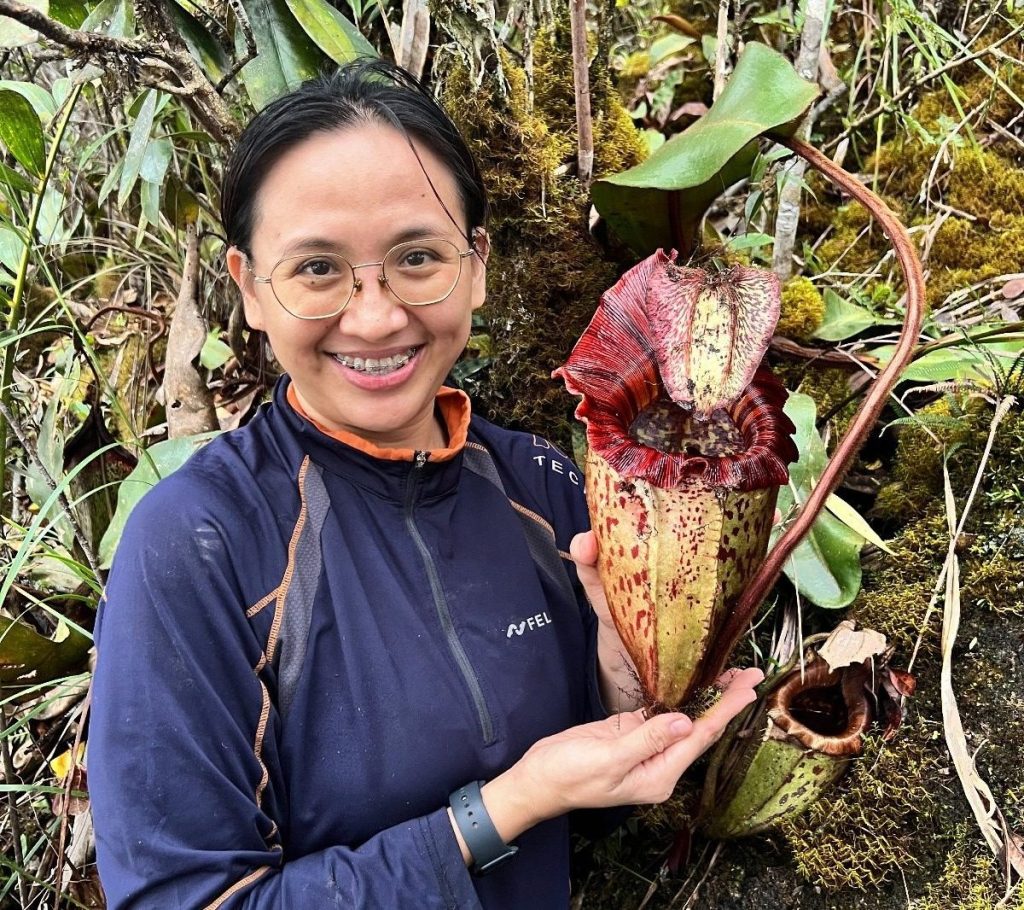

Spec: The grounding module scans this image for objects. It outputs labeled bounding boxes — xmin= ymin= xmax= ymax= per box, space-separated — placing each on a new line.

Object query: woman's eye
xmin=399 ymin=249 xmax=436 ymax=268
xmin=301 ymin=258 xmax=336 ymax=278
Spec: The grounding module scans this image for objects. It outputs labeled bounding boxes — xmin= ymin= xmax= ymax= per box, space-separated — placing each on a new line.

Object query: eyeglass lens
xmin=269 ymin=239 xmax=464 ymax=317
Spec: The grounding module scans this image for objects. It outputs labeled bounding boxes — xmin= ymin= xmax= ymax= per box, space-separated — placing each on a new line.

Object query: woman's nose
xmin=339 ymin=270 xmax=409 ymax=338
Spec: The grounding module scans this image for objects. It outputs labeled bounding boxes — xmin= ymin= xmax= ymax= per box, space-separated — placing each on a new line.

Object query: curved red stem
xmin=697 ymin=135 xmax=926 ymax=690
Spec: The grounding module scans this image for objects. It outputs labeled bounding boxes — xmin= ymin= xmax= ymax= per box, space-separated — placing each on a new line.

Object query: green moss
xmin=871 ymin=398 xmax=976 ymax=525
xmin=782 ymin=729 xmax=946 ymax=890
xmin=777 ymin=276 xmax=826 ymax=341
xmin=909 ymin=826 xmax=1024 ymax=910
xmin=784 ymin=404 xmax=1024 ymax=898
xmin=441 ymin=48 xmax=628 ymax=448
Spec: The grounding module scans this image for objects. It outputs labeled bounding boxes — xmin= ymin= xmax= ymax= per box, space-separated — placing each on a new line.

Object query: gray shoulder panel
xmin=276 ymin=461 xmax=330 ymax=717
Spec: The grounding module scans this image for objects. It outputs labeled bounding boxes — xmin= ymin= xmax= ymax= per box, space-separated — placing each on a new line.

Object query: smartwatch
xmin=448 ymin=780 xmax=519 ymax=875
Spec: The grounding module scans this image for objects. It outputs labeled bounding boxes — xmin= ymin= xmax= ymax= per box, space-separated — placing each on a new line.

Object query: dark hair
xmin=220 ymin=58 xmax=489 ymax=255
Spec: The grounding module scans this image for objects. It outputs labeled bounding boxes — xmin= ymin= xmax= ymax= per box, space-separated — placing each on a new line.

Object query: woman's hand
xmin=569 ymin=530 xmax=616 ymax=633
xmin=570 ymin=530 xmax=643 ymax=712
xmin=474 ymin=667 xmax=764 ymax=849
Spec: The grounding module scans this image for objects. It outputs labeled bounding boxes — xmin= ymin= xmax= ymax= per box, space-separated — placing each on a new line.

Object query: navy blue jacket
xmin=90 ymin=376 xmax=608 ymax=908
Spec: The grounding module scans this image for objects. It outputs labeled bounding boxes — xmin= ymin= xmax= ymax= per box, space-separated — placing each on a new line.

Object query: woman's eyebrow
xmin=277 ymin=226 xmax=452 ymax=258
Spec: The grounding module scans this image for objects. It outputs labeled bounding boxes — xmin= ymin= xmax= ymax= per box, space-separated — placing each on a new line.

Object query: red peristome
xmin=554 ymin=251 xmax=797 ymax=492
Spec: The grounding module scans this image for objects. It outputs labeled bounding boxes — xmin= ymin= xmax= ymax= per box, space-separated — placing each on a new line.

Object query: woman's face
xmin=226 ymin=123 xmax=487 ymax=450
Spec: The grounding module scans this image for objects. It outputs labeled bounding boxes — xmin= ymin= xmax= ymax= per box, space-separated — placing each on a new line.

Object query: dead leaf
xmin=1000 ymin=276 xmax=1024 ymax=300
xmin=162 ymin=220 xmax=218 ymax=438
xmin=671 ymin=101 xmax=710 ymax=121
xmin=817 ymin=620 xmax=887 ymax=672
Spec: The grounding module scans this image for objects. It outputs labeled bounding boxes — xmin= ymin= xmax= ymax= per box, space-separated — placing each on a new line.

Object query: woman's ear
xmin=225 ymin=246 xmax=266 ymax=331
xmin=470 ymin=229 xmax=489 ymax=312
xmin=472 ymin=228 xmax=490 ymax=265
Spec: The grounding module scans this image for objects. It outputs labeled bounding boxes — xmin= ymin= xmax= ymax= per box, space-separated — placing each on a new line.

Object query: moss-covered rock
xmin=777 ymin=276 xmax=826 ymax=341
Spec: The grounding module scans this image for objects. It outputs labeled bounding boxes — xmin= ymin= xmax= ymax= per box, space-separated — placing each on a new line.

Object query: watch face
xmin=474 ymin=846 xmax=519 ymax=876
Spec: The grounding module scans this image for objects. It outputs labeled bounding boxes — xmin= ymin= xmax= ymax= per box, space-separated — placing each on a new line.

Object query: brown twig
xmin=769 ymin=335 xmax=879 ymax=369
xmin=699 ymin=135 xmax=926 ymax=691
xmin=712 ymin=0 xmax=730 ymax=101
xmin=0 ymin=0 xmax=239 ymax=144
xmin=569 ymin=0 xmax=593 ymax=186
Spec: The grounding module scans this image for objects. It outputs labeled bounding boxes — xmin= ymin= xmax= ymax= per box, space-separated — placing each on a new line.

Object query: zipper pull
xmin=414 ymin=450 xmax=430 ymax=469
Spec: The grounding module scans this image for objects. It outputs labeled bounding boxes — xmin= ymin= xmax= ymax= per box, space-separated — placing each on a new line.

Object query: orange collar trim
xmin=286 ymin=383 xmax=471 ymax=463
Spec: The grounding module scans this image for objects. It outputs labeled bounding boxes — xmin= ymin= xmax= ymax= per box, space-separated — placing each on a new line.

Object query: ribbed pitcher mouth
xmin=555 ymin=249 xmax=797 ymax=491
xmin=767 ymin=660 xmax=873 ymax=757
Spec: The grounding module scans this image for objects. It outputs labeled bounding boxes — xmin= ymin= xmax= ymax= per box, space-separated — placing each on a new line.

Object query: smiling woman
xmin=86 ymin=59 xmax=764 ymax=910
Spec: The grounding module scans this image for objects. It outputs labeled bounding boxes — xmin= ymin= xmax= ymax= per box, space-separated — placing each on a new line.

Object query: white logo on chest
xmin=506 ymin=612 xmax=553 ymax=637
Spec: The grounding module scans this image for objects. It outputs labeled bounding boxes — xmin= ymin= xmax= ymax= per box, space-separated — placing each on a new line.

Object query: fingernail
xmin=670 ymin=717 xmax=692 ymax=735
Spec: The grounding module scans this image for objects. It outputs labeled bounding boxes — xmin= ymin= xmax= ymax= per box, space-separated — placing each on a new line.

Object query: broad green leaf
xmin=825 ymin=492 xmax=895 ymax=554
xmin=48 ymin=0 xmax=90 ymax=27
xmin=724 ymin=231 xmax=774 ymax=251
xmin=0 ymin=0 xmax=47 ymax=47
xmin=0 ymin=160 xmax=36 ymax=194
xmin=99 ymin=432 xmax=220 ymax=567
xmin=285 ymin=0 xmax=376 ymax=65
xmin=592 ymin=42 xmax=818 ymax=256
xmin=0 ymin=80 xmax=57 ymax=121
xmin=814 ymin=289 xmax=898 ymax=341
xmin=649 ymin=34 xmax=694 ymax=67
xmin=140 ymin=178 xmax=161 ymax=229
xmin=237 ymin=0 xmax=325 ymax=110
xmin=165 ymin=0 xmax=230 ymax=81
xmin=140 ymin=137 xmax=172 ymax=184
xmin=80 ymin=0 xmax=135 ymax=37
xmin=0 ymin=90 xmax=46 ymax=178
xmin=36 ymin=184 xmax=69 ymax=244
xmin=869 ymin=334 xmax=1024 ymax=383
xmin=97 ymin=158 xmax=123 ymax=205
xmin=200 ymin=329 xmax=233 ymax=370
xmin=0 ymin=616 xmax=91 ymax=684
xmin=769 ymin=392 xmax=864 ymax=608
xmin=641 ymin=129 xmax=665 ymax=155
xmin=118 ymin=89 xmax=158 ymax=208
xmin=0 ymin=227 xmax=24 ymax=273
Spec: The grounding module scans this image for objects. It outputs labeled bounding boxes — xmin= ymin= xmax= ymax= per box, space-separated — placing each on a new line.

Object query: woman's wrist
xmin=446 ymin=764 xmax=551 ymax=867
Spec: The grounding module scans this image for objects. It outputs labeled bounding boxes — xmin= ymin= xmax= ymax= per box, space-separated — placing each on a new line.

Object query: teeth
xmin=334 ymin=347 xmax=417 ymax=374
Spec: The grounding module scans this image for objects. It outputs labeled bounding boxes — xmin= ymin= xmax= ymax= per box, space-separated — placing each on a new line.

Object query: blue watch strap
xmin=448 ymin=780 xmax=519 ymax=875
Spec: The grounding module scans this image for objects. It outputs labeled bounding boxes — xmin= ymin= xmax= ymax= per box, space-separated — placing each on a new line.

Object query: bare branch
xmin=0 ymin=0 xmax=239 ymax=144
xmin=569 ymin=0 xmax=593 ymax=186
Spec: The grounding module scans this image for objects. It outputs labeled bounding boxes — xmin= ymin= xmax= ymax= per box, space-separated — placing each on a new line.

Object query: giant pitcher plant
xmin=556 ymin=42 xmax=926 ymax=714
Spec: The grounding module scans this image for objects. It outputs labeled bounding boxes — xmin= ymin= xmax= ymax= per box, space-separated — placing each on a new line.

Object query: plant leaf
xmin=869 ymin=335 xmax=1024 ymax=383
xmin=99 ymin=432 xmax=220 ymax=568
xmin=118 ymin=90 xmax=158 ymax=208
xmin=0 ymin=0 xmax=47 ymax=47
xmin=199 ymin=329 xmax=233 ymax=370
xmin=817 ymin=619 xmax=887 ymax=673
xmin=285 ymin=0 xmax=376 ymax=64
xmin=0 ymin=80 xmax=57 ymax=121
xmin=79 ymin=0 xmax=135 ymax=37
xmin=825 ymin=492 xmax=895 ymax=554
xmin=237 ymin=0 xmax=325 ymax=110
xmin=592 ymin=42 xmax=818 ymax=256
xmin=813 ymin=289 xmax=898 ymax=341
xmin=165 ymin=0 xmax=230 ymax=81
xmin=0 ymin=89 xmax=46 ymax=178
xmin=0 ymin=616 xmax=91 ymax=684
xmin=47 ymin=0 xmax=90 ymax=27
xmin=770 ymin=392 xmax=864 ymax=608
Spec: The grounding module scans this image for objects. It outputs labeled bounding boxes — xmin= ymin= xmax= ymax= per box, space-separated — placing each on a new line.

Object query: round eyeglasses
xmin=247 ymin=238 xmax=478 ymax=320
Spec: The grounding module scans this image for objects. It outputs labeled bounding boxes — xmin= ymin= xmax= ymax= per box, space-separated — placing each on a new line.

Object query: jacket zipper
xmin=405 ymin=450 xmax=495 ymax=744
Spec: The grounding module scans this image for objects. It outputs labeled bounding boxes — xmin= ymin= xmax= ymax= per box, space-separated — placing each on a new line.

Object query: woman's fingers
xmin=570 ymin=531 xmax=614 ymax=621
xmin=613 ymin=711 xmax=693 ymax=768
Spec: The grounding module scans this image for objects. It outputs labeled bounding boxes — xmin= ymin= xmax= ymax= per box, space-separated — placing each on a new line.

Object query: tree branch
xmin=0 ymin=0 xmax=239 ymax=144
